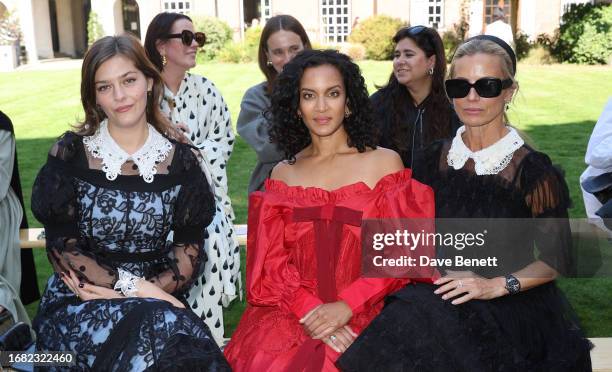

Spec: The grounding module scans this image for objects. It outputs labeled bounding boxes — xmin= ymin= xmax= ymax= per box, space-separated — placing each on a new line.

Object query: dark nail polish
xmin=78 ymin=283 xmax=84 ymax=288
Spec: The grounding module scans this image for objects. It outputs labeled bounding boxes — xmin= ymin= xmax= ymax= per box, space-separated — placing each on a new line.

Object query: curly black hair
xmin=268 ymin=49 xmax=378 ymax=163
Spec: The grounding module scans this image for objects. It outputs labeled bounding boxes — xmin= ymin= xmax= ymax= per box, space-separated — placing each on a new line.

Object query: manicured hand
xmin=323 ymin=325 xmax=358 ymax=353
xmin=300 ymin=301 xmax=353 ymax=339
xmin=61 ymin=270 xmax=122 ymax=300
xmin=434 ymin=276 xmax=508 ymax=305
xmin=133 ymin=279 xmax=186 ymax=309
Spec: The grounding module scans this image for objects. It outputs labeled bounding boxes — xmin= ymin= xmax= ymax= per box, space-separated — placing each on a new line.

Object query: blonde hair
xmin=449 ymin=38 xmax=518 ymax=125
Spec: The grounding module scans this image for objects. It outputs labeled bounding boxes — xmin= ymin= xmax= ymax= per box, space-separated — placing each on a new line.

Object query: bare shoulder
xmin=363 ymin=147 xmax=404 ymax=173
xmin=270 ymin=160 xmax=294 ymax=183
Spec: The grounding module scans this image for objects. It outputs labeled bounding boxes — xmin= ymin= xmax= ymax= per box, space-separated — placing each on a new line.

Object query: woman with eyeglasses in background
xmin=145 ymin=12 xmax=239 ymax=345
xmin=338 ymin=35 xmax=592 ymax=371
xmin=371 ymin=25 xmax=460 ymax=177
xmin=237 ymin=14 xmax=312 ymax=194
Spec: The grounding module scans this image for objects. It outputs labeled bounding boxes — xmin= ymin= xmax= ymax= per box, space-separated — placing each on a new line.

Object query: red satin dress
xmin=224 ymin=169 xmax=435 ymax=372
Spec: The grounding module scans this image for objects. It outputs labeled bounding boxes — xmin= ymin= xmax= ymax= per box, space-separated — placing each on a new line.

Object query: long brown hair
xmin=377 ymin=26 xmax=452 ymax=150
xmin=76 ymin=34 xmax=172 ymax=136
xmin=258 ymin=15 xmax=311 ymax=94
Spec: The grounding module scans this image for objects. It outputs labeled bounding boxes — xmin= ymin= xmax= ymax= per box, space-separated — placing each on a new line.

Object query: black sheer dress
xmin=31 ymin=131 xmax=230 ymax=371
xmin=338 ymin=140 xmax=592 ymax=371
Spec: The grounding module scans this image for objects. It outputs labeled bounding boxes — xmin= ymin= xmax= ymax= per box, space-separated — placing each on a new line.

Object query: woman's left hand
xmin=434 ymin=275 xmax=508 ymax=305
xmin=61 ymin=269 xmax=123 ymax=301
xmin=300 ymin=301 xmax=353 ymax=339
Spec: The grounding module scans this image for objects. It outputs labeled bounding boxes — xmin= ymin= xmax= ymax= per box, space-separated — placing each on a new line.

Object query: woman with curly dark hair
xmin=224 ymin=50 xmax=436 ymax=371
xmin=372 ymin=25 xmax=460 ymax=175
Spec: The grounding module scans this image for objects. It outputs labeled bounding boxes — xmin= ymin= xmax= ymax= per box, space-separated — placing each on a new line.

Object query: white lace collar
xmin=447 ymin=125 xmax=524 ymax=175
xmin=83 ymin=119 xmax=173 ymax=183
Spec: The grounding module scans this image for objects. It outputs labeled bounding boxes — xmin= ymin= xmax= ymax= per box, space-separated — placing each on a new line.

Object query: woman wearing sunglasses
xmin=237 ymin=14 xmax=312 ymax=193
xmin=338 ymin=35 xmax=592 ymax=371
xmin=145 ymin=12 xmax=239 ymax=345
xmin=370 ymin=25 xmax=460 ymax=176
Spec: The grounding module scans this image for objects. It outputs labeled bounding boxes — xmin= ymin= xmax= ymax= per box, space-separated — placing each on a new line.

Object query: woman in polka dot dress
xmin=145 ymin=12 xmax=240 ymax=344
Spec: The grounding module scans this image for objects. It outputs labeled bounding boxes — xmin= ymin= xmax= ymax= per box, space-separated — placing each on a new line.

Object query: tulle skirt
xmin=337 ymin=282 xmax=592 ymax=372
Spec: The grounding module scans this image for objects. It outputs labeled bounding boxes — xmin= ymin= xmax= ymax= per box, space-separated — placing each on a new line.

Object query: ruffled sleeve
xmin=520 ymin=151 xmax=574 ymax=276
xmin=338 ymin=170 xmax=438 ymax=314
xmin=31 ymin=133 xmax=118 ymax=288
xmin=148 ymin=145 xmax=216 ymax=295
xmin=245 ymin=192 xmax=323 ymax=318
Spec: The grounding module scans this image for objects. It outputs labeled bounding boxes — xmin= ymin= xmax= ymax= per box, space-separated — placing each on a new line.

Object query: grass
xmin=2 ymin=61 xmax=611 ymax=337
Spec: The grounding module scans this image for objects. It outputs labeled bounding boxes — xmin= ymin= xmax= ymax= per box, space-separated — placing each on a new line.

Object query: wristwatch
xmin=504 ymin=274 xmax=521 ymax=295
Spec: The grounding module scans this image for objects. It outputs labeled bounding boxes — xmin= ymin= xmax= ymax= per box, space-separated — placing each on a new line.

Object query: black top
xmin=371 ymin=89 xmax=461 ymax=173
xmin=420 ymin=140 xmax=574 ymax=277
xmin=31 ymin=132 xmax=215 ymax=295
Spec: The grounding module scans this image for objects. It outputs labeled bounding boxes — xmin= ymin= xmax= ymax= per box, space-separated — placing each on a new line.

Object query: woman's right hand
xmin=136 ymin=279 xmax=185 ymax=309
xmin=323 ymin=325 xmax=358 ymax=354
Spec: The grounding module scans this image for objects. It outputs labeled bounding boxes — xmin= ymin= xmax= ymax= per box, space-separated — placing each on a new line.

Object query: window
xmin=484 ymin=0 xmax=511 ymax=25
xmin=560 ymin=0 xmax=593 ymax=19
xmin=261 ymin=0 xmax=272 ymax=22
xmin=428 ymin=0 xmax=443 ymax=29
xmin=163 ymin=1 xmax=191 ymax=14
xmin=321 ymin=0 xmax=351 ymax=43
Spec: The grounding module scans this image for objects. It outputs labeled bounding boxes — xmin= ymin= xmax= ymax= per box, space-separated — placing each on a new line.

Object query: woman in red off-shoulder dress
xmin=224 ymin=50 xmax=436 ymax=371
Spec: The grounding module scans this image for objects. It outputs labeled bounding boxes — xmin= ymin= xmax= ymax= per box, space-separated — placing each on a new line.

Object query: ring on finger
xmin=329 ymin=335 xmax=337 ymax=343
xmin=457 ymin=280 xmax=463 ymax=288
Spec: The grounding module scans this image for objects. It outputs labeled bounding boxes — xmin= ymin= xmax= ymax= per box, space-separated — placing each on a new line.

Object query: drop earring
xmin=162 ymin=54 xmax=167 ymax=66
xmin=344 ymin=107 xmax=351 ymax=118
xmin=428 ymin=67 xmax=434 ymax=75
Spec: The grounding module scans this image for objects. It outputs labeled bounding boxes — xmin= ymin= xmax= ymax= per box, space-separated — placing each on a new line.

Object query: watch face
xmin=506 ymin=275 xmax=520 ymax=294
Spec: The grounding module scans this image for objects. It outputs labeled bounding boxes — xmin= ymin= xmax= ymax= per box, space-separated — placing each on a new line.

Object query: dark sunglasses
xmin=445 ymin=78 xmax=513 ymax=98
xmin=165 ymin=30 xmax=206 ymax=47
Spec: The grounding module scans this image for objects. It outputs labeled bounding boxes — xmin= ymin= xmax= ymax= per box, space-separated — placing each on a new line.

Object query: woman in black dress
xmin=338 ymin=35 xmax=592 ymax=371
xmin=31 ymin=34 xmax=230 ymax=371
xmin=371 ymin=26 xmax=460 ymax=174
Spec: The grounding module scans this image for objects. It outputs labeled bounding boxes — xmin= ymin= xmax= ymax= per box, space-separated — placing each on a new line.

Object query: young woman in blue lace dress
xmin=31 ymin=34 xmax=229 ymax=371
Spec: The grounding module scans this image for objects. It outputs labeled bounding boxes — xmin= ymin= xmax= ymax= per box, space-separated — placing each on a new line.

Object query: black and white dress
xmin=31 ymin=122 xmax=230 ymax=371
xmin=338 ymin=127 xmax=592 ymax=372
xmin=161 ymin=73 xmax=240 ymax=343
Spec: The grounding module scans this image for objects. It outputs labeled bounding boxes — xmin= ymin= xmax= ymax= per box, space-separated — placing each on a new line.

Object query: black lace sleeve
xmin=147 ymin=144 xmax=216 ymax=295
xmin=520 ymin=151 xmax=574 ymax=276
xmin=31 ymin=132 xmax=118 ymax=288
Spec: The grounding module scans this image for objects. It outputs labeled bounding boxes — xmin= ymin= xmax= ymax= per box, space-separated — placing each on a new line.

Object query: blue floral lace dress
xmin=31 ymin=129 xmax=230 ymax=371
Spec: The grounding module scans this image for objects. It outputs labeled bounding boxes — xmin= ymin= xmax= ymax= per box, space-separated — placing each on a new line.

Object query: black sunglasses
xmin=165 ymin=30 xmax=206 ymax=47
xmin=445 ymin=78 xmax=513 ymax=98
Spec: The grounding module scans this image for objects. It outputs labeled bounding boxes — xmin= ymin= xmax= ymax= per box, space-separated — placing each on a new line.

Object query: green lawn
xmin=1 ymin=61 xmax=611 ymax=337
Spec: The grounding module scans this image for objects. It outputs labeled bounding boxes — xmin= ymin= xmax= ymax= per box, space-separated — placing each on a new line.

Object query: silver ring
xmin=330 ymin=335 xmax=337 ymax=343
xmin=457 ymin=280 xmax=463 ymax=288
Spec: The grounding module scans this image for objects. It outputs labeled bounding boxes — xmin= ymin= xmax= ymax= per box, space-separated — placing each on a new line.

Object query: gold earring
xmin=267 ymin=60 xmax=273 ymax=67
xmin=162 ymin=55 xmax=167 ymax=66
xmin=428 ymin=67 xmax=434 ymax=75
xmin=344 ymin=107 xmax=351 ymax=118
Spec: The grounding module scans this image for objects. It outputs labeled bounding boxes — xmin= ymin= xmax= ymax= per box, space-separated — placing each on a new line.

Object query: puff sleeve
xmin=245 ymin=192 xmax=323 ymax=318
xmin=31 ymin=134 xmax=119 ymax=288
